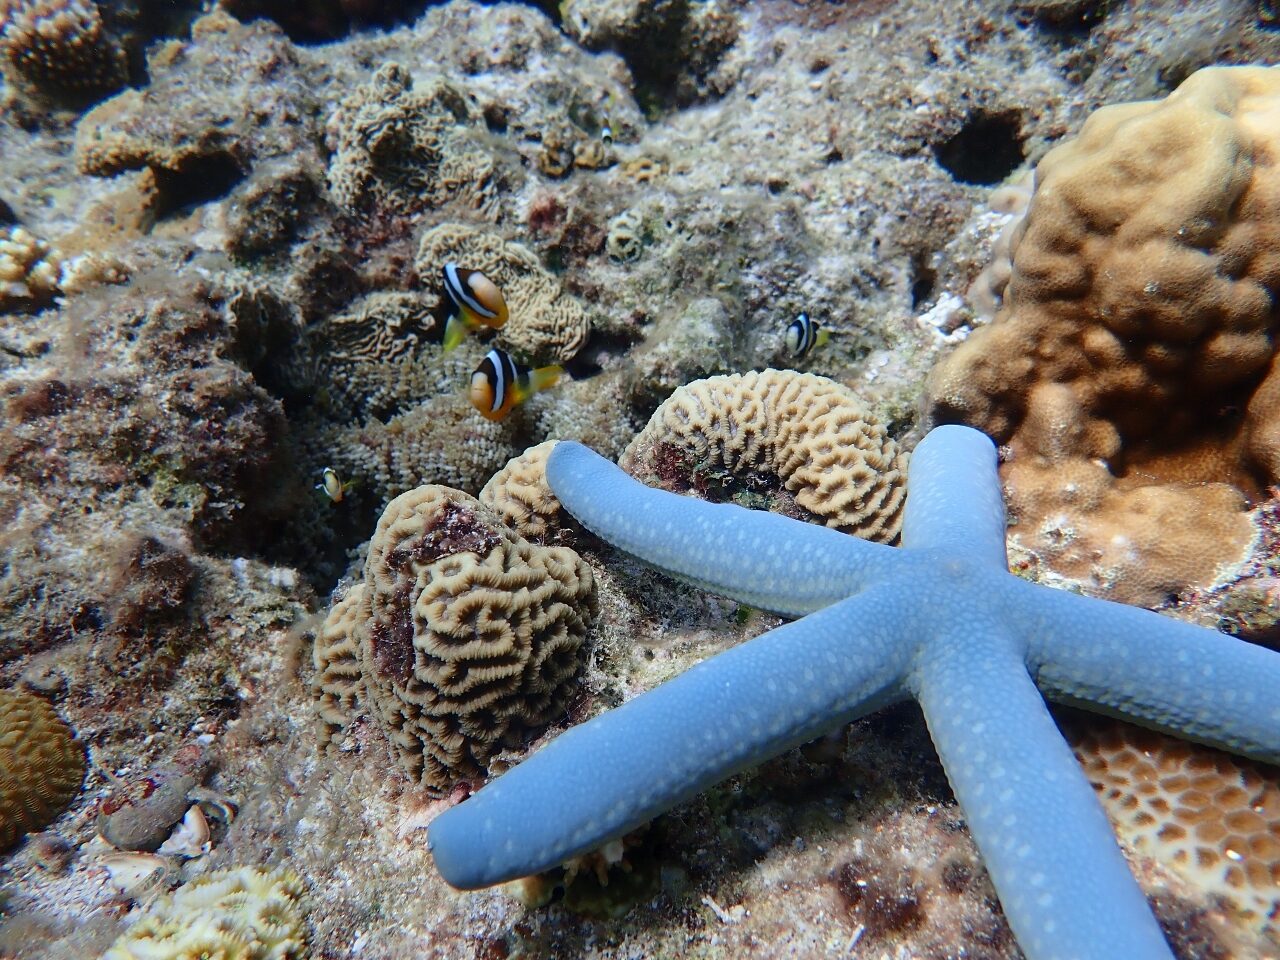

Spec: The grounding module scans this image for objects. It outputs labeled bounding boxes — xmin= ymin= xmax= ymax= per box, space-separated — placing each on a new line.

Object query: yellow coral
xmin=103 ymin=865 xmax=309 ymax=960
xmin=622 ymin=370 xmax=907 ymax=543
xmin=0 ymin=688 xmax=84 ymax=850
xmin=313 ymin=486 xmax=596 ymax=793
xmin=928 ymin=65 xmax=1280 ymax=604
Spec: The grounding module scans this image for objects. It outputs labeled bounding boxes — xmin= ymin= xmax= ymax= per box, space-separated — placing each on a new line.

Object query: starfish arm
xmin=901 ymin=424 xmax=1008 ymax=570
xmin=914 ymin=627 xmax=1174 ymax=960
xmin=428 ymin=586 xmax=917 ymax=889
xmin=1014 ymin=580 xmax=1280 ymax=763
xmin=546 ymin=441 xmax=900 ymax=616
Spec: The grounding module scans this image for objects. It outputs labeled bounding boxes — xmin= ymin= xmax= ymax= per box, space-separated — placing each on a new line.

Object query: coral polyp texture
xmin=478 ymin=440 xmax=566 ymax=542
xmin=314 ymin=484 xmax=597 ymax=793
xmin=102 ymin=864 xmax=309 ymax=960
xmin=928 ymin=65 xmax=1280 ymax=606
xmin=622 ymin=370 xmax=908 ymax=543
xmin=0 ymin=0 xmax=125 ymax=98
xmin=0 ymin=688 xmax=84 ymax=850
xmin=1068 ymin=716 xmax=1280 ymax=928
xmin=428 ymin=425 xmax=1280 ymax=960
xmin=415 ymin=224 xmax=591 ymax=363
xmin=0 ymin=225 xmax=60 ymax=307
xmin=324 ymin=62 xmax=498 ymax=219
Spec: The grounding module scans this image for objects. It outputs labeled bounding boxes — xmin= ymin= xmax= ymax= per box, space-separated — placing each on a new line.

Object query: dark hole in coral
xmin=1011 ymin=0 xmax=1110 ymax=37
xmin=151 ymin=154 xmax=247 ymax=220
xmin=824 ymin=147 xmax=844 ymax=165
xmin=220 ymin=0 xmax=434 ymax=43
xmin=910 ymin=260 xmax=937 ymax=310
xmin=934 ymin=110 xmax=1026 ymax=186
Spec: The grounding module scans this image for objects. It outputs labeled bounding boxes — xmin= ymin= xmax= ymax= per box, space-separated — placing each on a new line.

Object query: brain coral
xmin=0 ymin=688 xmax=85 ymax=850
xmin=0 ymin=0 xmax=126 ymax=99
xmin=325 ymin=63 xmax=498 ymax=219
xmin=415 ymin=224 xmax=591 ymax=364
xmin=313 ymin=486 xmax=597 ymax=793
xmin=479 ymin=440 xmax=566 ymax=542
xmin=622 ymin=370 xmax=907 ymax=543
xmin=1068 ymin=716 xmax=1280 ymax=931
xmin=927 ymin=65 xmax=1280 ymax=605
xmin=103 ymin=864 xmax=308 ymax=960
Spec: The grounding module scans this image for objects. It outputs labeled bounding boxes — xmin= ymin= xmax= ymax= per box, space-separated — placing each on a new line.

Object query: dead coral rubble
xmin=928 ymin=65 xmax=1280 ymax=605
xmin=314 ymin=485 xmax=597 ymax=794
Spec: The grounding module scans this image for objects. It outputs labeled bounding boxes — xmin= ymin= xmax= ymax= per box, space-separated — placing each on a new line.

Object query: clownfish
xmin=442 ymin=262 xmax=509 ymax=352
xmin=316 ymin=467 xmax=346 ymax=503
xmin=784 ymin=312 xmax=830 ymax=359
xmin=468 ymin=347 xmax=563 ymax=422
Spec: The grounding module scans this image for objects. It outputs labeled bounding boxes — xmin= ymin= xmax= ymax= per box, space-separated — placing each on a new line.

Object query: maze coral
xmin=928 ymin=65 xmax=1280 ymax=604
xmin=313 ymin=485 xmax=597 ymax=793
xmin=0 ymin=688 xmax=85 ymax=850
xmin=623 ymin=370 xmax=907 ymax=543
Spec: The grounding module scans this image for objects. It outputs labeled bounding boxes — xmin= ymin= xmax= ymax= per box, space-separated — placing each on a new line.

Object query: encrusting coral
xmin=927 ymin=65 xmax=1280 ymax=605
xmin=313 ymin=485 xmax=597 ymax=794
xmin=0 ymin=688 xmax=85 ymax=850
xmin=622 ymin=370 xmax=907 ymax=544
xmin=1066 ymin=715 xmax=1280 ymax=929
xmin=0 ymin=0 xmax=126 ymax=99
xmin=102 ymin=864 xmax=309 ymax=960
xmin=415 ymin=224 xmax=591 ymax=364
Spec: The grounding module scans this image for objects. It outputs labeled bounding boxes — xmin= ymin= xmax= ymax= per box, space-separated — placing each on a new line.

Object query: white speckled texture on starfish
xmin=428 ymin=425 xmax=1280 ymax=960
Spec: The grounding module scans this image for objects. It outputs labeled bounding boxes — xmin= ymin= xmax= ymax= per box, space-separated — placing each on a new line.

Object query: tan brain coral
xmin=928 ymin=65 xmax=1280 ymax=605
xmin=313 ymin=486 xmax=596 ymax=793
xmin=622 ymin=370 xmax=906 ymax=543
xmin=0 ymin=688 xmax=85 ymax=850
xmin=479 ymin=441 xmax=566 ymax=542
xmin=415 ymin=224 xmax=591 ymax=363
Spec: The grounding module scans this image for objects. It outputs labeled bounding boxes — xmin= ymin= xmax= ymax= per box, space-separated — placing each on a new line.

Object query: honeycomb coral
xmin=325 ymin=63 xmax=498 ymax=218
xmin=927 ymin=65 xmax=1280 ymax=604
xmin=479 ymin=441 xmax=565 ymax=542
xmin=102 ymin=865 xmax=309 ymax=960
xmin=0 ymin=0 xmax=126 ymax=99
xmin=0 ymin=688 xmax=85 ymax=850
xmin=313 ymin=486 xmax=597 ymax=793
xmin=1068 ymin=717 xmax=1280 ymax=931
xmin=415 ymin=224 xmax=591 ymax=364
xmin=622 ymin=370 xmax=907 ymax=543
xmin=0 ymin=226 xmax=61 ymax=307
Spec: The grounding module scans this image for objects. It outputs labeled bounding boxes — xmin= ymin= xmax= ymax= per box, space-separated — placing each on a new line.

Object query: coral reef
xmin=102 ymin=864 xmax=308 ymax=960
xmin=314 ymin=484 xmax=597 ymax=793
xmin=0 ymin=0 xmax=126 ymax=100
xmin=415 ymin=224 xmax=591 ymax=364
xmin=0 ymin=688 xmax=84 ymax=850
xmin=623 ymin=370 xmax=907 ymax=543
xmin=928 ymin=65 xmax=1280 ymax=605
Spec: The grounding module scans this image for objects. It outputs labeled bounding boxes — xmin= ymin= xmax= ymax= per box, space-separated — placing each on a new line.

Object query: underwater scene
xmin=0 ymin=0 xmax=1279 ymax=957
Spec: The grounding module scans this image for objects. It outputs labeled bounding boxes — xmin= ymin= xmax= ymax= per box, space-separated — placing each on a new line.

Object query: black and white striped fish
xmin=468 ymin=348 xmax=563 ymax=422
xmin=442 ymin=263 xmax=509 ymax=351
xmin=784 ymin=312 xmax=830 ymax=358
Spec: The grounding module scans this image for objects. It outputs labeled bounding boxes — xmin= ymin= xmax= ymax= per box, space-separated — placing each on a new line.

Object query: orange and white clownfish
xmin=442 ymin=262 xmax=509 ymax=352
xmin=468 ymin=347 xmax=563 ymax=422
xmin=784 ymin=311 xmax=830 ymax=359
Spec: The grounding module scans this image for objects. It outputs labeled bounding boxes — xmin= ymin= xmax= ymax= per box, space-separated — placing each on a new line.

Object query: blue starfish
xmin=428 ymin=425 xmax=1280 ymax=960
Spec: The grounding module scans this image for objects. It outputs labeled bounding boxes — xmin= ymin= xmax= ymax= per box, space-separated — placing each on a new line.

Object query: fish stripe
xmin=444 ymin=263 xmax=498 ymax=320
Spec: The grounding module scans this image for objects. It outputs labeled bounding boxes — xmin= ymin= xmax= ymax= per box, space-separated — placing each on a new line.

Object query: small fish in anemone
xmin=442 ymin=262 xmax=509 ymax=352
xmin=468 ymin=347 xmax=563 ymax=422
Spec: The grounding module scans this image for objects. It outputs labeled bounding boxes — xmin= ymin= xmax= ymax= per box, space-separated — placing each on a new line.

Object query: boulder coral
xmin=313 ymin=485 xmax=597 ymax=793
xmin=927 ymin=65 xmax=1280 ymax=605
xmin=0 ymin=688 xmax=85 ymax=850
xmin=0 ymin=0 xmax=126 ymax=99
